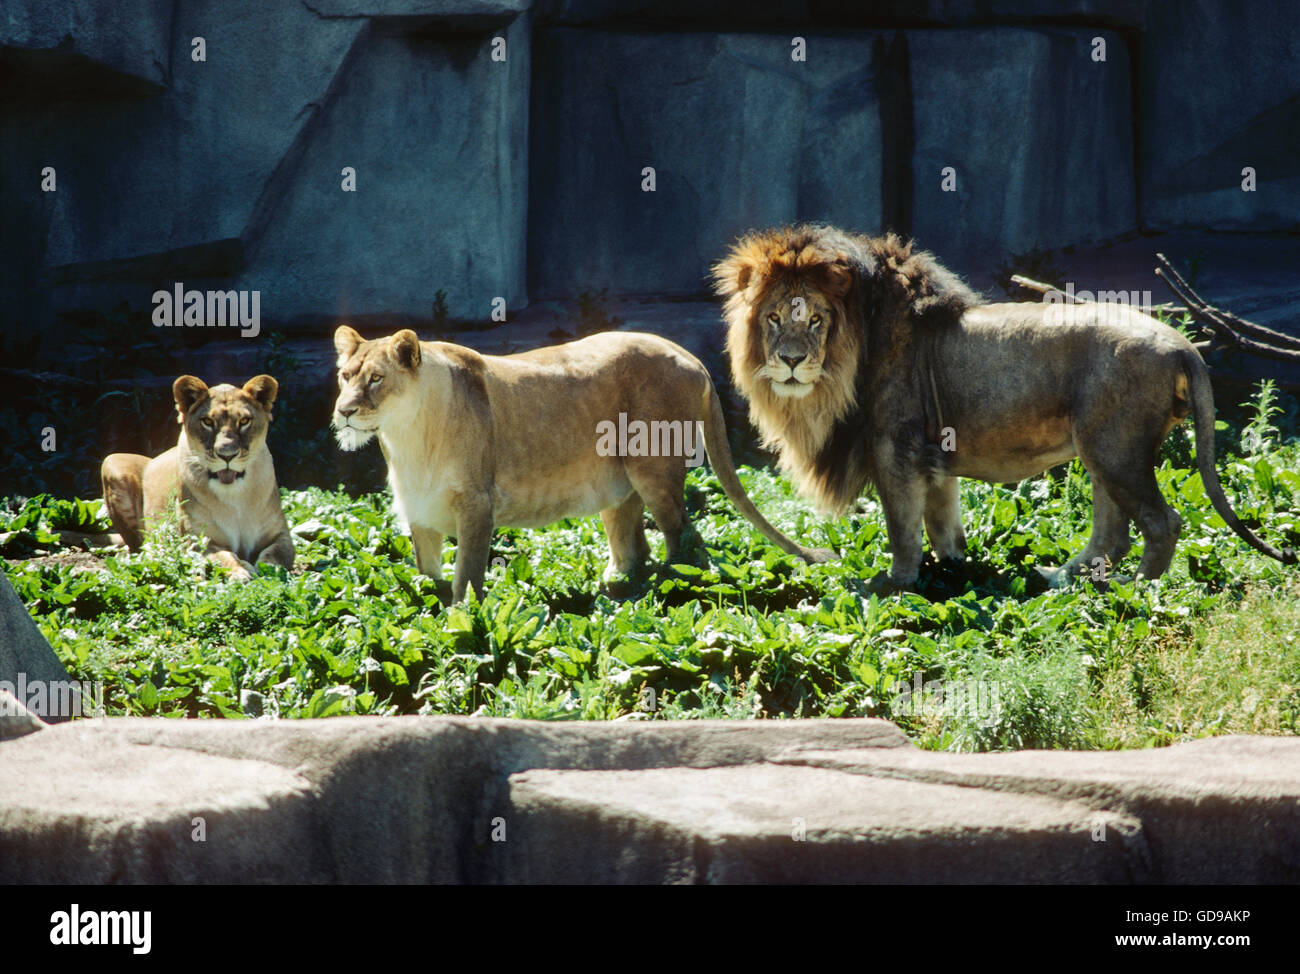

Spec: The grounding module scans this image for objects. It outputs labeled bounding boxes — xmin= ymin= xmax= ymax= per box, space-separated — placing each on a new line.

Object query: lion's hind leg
xmin=101 ymin=453 xmax=151 ymax=550
xmin=1072 ymin=444 xmax=1178 ymax=583
xmin=600 ymin=492 xmax=651 ymax=582
xmin=1050 ymin=475 xmax=1133 ymax=587
xmin=1119 ymin=473 xmax=1181 ymax=581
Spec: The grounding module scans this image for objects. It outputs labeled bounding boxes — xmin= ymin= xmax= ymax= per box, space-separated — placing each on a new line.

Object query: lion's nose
xmin=216 ymin=446 xmax=239 ymax=461
xmin=779 ymin=354 xmax=806 ymax=370
xmin=338 ymin=406 xmax=357 ymax=418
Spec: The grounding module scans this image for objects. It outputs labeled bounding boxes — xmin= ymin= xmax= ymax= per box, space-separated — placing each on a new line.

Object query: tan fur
xmin=332 ymin=326 xmax=834 ymax=602
xmin=99 ymin=375 xmax=294 ymax=580
xmin=715 ymin=224 xmax=1296 ymax=588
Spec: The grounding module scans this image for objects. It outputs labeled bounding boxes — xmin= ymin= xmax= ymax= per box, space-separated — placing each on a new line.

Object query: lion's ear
xmin=173 ymin=375 xmax=209 ymax=420
xmin=334 ymin=325 xmax=363 ymax=361
xmin=243 ymin=375 xmax=279 ymax=414
xmin=712 ymin=255 xmax=754 ymax=300
xmin=391 ymin=329 xmax=422 ymax=371
xmin=822 ymin=259 xmax=853 ymax=300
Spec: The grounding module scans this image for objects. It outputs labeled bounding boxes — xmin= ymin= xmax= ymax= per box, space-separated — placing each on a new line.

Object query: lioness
xmin=331 ymin=325 xmax=834 ymax=601
xmin=100 ymin=375 xmax=295 ymax=580
xmin=713 ymin=224 xmax=1296 ymax=588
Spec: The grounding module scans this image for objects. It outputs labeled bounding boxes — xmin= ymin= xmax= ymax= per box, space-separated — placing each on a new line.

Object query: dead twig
xmin=1155 ymin=253 xmax=1300 ymax=364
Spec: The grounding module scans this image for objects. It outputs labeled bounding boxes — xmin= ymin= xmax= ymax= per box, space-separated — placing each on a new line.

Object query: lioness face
xmin=754 ymin=286 xmax=837 ymax=399
xmin=173 ymin=375 xmax=277 ymax=485
xmin=332 ymin=325 xmax=421 ymax=451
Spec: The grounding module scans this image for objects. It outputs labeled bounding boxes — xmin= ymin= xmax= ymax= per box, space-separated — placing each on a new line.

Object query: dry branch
xmin=1155 ymin=253 xmax=1300 ymax=364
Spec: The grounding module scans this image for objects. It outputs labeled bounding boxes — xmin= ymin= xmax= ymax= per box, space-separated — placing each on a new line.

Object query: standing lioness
xmin=332 ymin=326 xmax=834 ymax=601
xmin=100 ymin=375 xmax=295 ymax=580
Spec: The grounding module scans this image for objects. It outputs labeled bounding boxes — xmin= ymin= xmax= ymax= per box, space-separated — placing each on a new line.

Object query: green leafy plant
xmin=4 ymin=383 xmax=1298 ymax=750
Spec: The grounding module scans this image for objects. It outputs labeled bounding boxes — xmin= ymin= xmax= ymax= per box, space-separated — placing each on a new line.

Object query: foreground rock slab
xmin=0 ymin=573 xmax=74 ymax=723
xmin=0 ymin=713 xmax=1295 ymax=883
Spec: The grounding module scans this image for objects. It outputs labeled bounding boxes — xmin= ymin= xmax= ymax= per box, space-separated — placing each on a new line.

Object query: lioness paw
xmin=801 ymin=546 xmax=839 ymax=564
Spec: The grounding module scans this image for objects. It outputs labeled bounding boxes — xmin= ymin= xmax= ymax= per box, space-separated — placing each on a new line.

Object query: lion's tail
xmin=1182 ymin=348 xmax=1297 ymax=565
xmin=701 ymin=383 xmax=837 ymax=564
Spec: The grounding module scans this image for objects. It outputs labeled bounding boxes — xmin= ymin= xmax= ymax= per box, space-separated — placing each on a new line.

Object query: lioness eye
xmin=238 ymin=417 xmax=250 ymax=428
xmin=369 ymin=374 xmax=383 ymax=385
xmin=200 ymin=418 xmax=214 ymax=429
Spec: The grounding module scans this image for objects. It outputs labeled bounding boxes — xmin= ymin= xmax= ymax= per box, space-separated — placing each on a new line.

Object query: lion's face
xmin=331 ymin=326 xmax=422 ymax=451
xmin=173 ymin=375 xmax=277 ymax=486
xmin=751 ymin=284 xmax=839 ymax=399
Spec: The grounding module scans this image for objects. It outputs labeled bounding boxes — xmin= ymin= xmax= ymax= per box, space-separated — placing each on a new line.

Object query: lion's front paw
xmin=868 ymin=569 xmax=918 ymax=595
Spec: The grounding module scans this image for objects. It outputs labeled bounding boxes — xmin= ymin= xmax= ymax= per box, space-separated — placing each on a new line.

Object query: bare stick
xmin=1155 ymin=254 xmax=1300 ymax=364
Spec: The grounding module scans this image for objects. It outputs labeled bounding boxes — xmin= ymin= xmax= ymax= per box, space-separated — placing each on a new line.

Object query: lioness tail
xmin=701 ymin=384 xmax=837 ymax=564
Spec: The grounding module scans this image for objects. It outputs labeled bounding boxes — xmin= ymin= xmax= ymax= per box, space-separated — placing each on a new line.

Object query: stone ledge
xmin=504 ymin=765 xmax=1146 ymax=883
xmin=1 ymin=714 xmax=1295 ymax=883
xmin=775 ymin=737 xmax=1300 ymax=882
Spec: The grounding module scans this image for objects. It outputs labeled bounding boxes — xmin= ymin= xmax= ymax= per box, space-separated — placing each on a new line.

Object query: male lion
xmin=99 ymin=375 xmax=295 ymax=580
xmin=331 ymin=325 xmax=834 ymax=602
xmin=713 ymin=224 xmax=1296 ymax=588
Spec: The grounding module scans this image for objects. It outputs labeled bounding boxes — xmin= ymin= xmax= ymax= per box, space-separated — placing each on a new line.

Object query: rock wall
xmin=1139 ymin=0 xmax=1300 ymax=231
xmin=1 ymin=0 xmax=1296 ymax=336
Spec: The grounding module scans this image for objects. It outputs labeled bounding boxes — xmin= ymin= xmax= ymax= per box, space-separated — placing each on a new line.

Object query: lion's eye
xmin=767 ymin=312 xmax=780 ymax=326
xmin=810 ymin=314 xmax=822 ymax=328
xmin=369 ymin=374 xmax=383 ymax=385
xmin=238 ymin=417 xmax=250 ymax=428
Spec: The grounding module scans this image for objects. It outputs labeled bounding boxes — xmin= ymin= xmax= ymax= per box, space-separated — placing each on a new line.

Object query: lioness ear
xmin=173 ymin=375 xmax=209 ymax=421
xmin=391 ymin=329 xmax=421 ymax=371
xmin=243 ymin=375 xmax=279 ymax=413
xmin=334 ymin=325 xmax=363 ymax=362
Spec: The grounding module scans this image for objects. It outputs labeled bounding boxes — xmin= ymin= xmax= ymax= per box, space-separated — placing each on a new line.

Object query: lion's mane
xmin=713 ymin=224 xmax=981 ymax=513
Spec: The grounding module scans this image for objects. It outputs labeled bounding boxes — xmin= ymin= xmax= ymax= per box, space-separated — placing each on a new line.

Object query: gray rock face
xmin=17 ymin=1 xmax=528 ymax=325
xmin=1140 ymin=0 xmax=1300 ymax=231
xmin=4 ymin=1 xmax=1297 ymax=349
xmin=308 ymin=0 xmax=529 ymax=13
xmin=2 ymin=714 xmax=1296 ymax=883
xmin=908 ymin=27 xmax=1136 ymax=276
xmin=38 ymin=1 xmax=364 ymax=271
xmin=2 ymin=0 xmax=172 ymax=86
xmin=0 ymin=689 xmax=46 ymax=741
xmin=538 ymin=0 xmax=1145 ymax=28
xmin=238 ymin=14 xmax=531 ymax=321
xmin=530 ymin=26 xmax=1137 ymax=297
xmin=0 ymin=572 xmax=74 ymax=724
xmin=528 ymin=29 xmax=884 ymax=299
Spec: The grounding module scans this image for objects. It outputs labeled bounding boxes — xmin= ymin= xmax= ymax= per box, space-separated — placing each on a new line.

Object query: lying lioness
xmin=332 ymin=326 xmax=834 ymax=601
xmin=99 ymin=375 xmax=295 ymax=580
